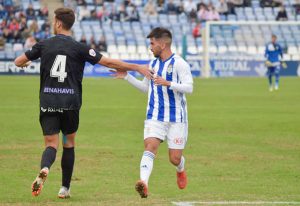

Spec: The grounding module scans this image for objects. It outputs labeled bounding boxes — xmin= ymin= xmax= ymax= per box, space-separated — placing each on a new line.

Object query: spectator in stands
xmin=80 ymin=34 xmax=87 ymax=44
xmin=207 ymin=6 xmax=220 ymax=21
xmin=128 ymin=5 xmax=140 ymax=21
xmin=177 ymin=1 xmax=185 ymax=14
xmin=189 ymin=8 xmax=198 ymax=22
xmin=293 ymin=0 xmax=300 ymax=14
xmin=260 ymin=0 xmax=272 ymax=7
xmin=65 ymin=0 xmax=77 ymax=10
xmin=196 ymin=1 xmax=206 ymax=11
xmin=192 ymin=22 xmax=201 ymax=38
xmin=41 ymin=19 xmax=51 ymax=31
xmin=95 ymin=0 xmax=104 ymax=6
xmin=78 ymin=4 xmax=91 ymax=20
xmin=24 ymin=35 xmax=37 ymax=49
xmin=261 ymin=0 xmax=282 ymax=7
xmin=12 ymin=30 xmax=22 ymax=43
xmin=217 ymin=0 xmax=229 ymax=16
xmin=243 ymin=0 xmax=252 ymax=7
xmin=184 ymin=0 xmax=197 ymax=14
xmin=98 ymin=35 xmax=107 ymax=52
xmin=8 ymin=18 xmax=19 ymax=32
xmin=89 ymin=35 xmax=97 ymax=50
xmin=166 ymin=0 xmax=177 ymax=14
xmin=26 ymin=3 xmax=35 ymax=19
xmin=90 ymin=9 xmax=98 ymax=20
xmin=227 ymin=0 xmax=242 ymax=14
xmin=0 ymin=36 xmax=5 ymax=50
xmin=229 ymin=0 xmax=244 ymax=7
xmin=197 ymin=4 xmax=207 ymax=22
xmin=0 ymin=4 xmax=8 ymax=18
xmin=119 ymin=3 xmax=129 ymax=21
xmin=2 ymin=27 xmax=12 ymax=42
xmin=29 ymin=19 xmax=39 ymax=34
xmin=19 ymin=17 xmax=28 ymax=32
xmin=39 ymin=5 xmax=49 ymax=18
xmin=37 ymin=27 xmax=51 ymax=40
xmin=276 ymin=6 xmax=288 ymax=21
xmin=144 ymin=0 xmax=157 ymax=16
xmin=157 ymin=0 xmax=164 ymax=7
xmin=0 ymin=19 xmax=7 ymax=30
xmin=108 ymin=6 xmax=121 ymax=21
xmin=273 ymin=0 xmax=283 ymax=7
xmin=77 ymin=0 xmax=87 ymax=6
xmin=3 ymin=0 xmax=13 ymax=12
xmin=97 ymin=5 xmax=109 ymax=21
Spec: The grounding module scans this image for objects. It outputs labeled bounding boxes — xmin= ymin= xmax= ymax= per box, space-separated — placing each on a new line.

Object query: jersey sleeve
xmin=169 ymin=59 xmax=193 ymax=94
xmin=79 ymin=44 xmax=102 ymax=65
xmin=25 ymin=41 xmax=42 ymax=61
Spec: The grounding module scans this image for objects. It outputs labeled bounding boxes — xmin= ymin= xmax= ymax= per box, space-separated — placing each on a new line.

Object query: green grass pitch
xmin=0 ymin=76 xmax=299 ymax=206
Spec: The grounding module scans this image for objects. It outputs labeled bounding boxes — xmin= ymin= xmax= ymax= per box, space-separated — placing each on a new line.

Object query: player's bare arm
xmin=98 ymin=56 xmax=152 ymax=79
xmin=14 ymin=54 xmax=31 ymax=68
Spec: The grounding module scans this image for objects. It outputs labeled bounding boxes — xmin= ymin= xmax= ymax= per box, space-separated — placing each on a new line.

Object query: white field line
xmin=172 ymin=201 xmax=300 ymax=206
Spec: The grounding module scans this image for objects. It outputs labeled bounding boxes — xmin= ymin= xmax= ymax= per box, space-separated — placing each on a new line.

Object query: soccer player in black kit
xmin=14 ymin=8 xmax=151 ymax=198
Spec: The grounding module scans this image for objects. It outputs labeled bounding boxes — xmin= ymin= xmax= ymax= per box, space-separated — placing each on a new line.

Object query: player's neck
xmin=159 ymin=50 xmax=173 ymax=62
xmin=57 ymin=29 xmax=72 ymax=36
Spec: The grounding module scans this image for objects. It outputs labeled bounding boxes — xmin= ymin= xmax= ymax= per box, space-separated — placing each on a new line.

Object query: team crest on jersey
xmin=89 ymin=49 xmax=96 ymax=57
xmin=167 ymin=64 xmax=173 ymax=74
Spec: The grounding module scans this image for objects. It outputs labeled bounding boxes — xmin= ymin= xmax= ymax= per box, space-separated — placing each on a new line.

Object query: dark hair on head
xmin=54 ymin=8 xmax=75 ymax=30
xmin=272 ymin=34 xmax=277 ymax=38
xmin=147 ymin=27 xmax=172 ymax=40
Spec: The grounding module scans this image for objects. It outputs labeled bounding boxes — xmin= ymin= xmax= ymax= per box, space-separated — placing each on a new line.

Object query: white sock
xmin=140 ymin=151 xmax=155 ymax=185
xmin=176 ymin=156 xmax=185 ymax=172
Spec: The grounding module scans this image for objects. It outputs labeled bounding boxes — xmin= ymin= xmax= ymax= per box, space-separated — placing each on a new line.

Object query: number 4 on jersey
xmin=50 ymin=55 xmax=67 ymax=82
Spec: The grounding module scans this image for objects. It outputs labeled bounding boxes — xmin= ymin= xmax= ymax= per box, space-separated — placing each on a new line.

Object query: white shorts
xmin=144 ymin=119 xmax=188 ymax=149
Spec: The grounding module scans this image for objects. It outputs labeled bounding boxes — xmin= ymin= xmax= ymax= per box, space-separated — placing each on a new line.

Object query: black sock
xmin=61 ymin=147 xmax=75 ymax=189
xmin=40 ymin=146 xmax=57 ymax=169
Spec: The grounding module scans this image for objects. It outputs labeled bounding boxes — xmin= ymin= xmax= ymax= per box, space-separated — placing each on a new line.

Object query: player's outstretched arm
xmin=111 ymin=70 xmax=149 ymax=93
xmin=14 ymin=54 xmax=31 ymax=68
xmin=98 ymin=56 xmax=152 ymax=79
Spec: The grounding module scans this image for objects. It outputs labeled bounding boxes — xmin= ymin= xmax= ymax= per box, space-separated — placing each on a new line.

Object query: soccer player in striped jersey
xmin=112 ymin=27 xmax=193 ymax=198
xmin=265 ymin=34 xmax=284 ymax=91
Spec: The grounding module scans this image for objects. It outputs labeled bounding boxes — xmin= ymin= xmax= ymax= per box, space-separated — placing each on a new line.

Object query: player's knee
xmin=144 ymin=145 xmax=158 ymax=154
xmin=169 ymin=155 xmax=181 ymax=166
xmin=63 ymin=133 xmax=76 ymax=148
xmin=45 ymin=142 xmax=58 ymax=150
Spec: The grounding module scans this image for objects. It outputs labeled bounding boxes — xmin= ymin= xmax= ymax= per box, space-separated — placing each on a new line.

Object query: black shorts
xmin=39 ymin=108 xmax=79 ymax=136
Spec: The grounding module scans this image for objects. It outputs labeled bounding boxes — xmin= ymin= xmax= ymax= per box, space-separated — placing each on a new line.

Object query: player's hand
xmin=153 ymin=75 xmax=171 ymax=86
xmin=137 ymin=65 xmax=153 ymax=80
xmin=281 ymin=61 xmax=287 ymax=69
xmin=265 ymin=60 xmax=272 ymax=67
xmin=110 ymin=69 xmax=127 ymax=79
xmin=19 ymin=61 xmax=31 ymax=68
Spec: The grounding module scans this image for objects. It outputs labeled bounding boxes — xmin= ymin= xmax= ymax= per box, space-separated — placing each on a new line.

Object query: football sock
xmin=140 ymin=151 xmax=155 ymax=185
xmin=176 ymin=156 xmax=185 ymax=172
xmin=61 ymin=147 xmax=75 ymax=189
xmin=40 ymin=146 xmax=57 ymax=169
xmin=268 ymin=74 xmax=272 ymax=87
xmin=275 ymin=73 xmax=279 ymax=87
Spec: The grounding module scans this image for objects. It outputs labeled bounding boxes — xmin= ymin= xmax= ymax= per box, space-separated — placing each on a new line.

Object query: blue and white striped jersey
xmin=265 ymin=42 xmax=283 ymax=64
xmin=146 ymin=54 xmax=193 ymax=123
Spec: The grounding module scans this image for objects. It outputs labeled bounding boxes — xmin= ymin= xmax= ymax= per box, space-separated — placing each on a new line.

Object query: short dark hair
xmin=272 ymin=34 xmax=277 ymax=38
xmin=54 ymin=8 xmax=75 ymax=30
xmin=147 ymin=27 xmax=172 ymax=40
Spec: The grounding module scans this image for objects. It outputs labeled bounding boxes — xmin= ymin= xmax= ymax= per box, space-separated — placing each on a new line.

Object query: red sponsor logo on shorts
xmin=174 ymin=137 xmax=183 ymax=145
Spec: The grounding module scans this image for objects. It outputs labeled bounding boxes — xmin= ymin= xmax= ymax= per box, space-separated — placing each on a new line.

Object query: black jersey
xmin=25 ymin=34 xmax=102 ymax=110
